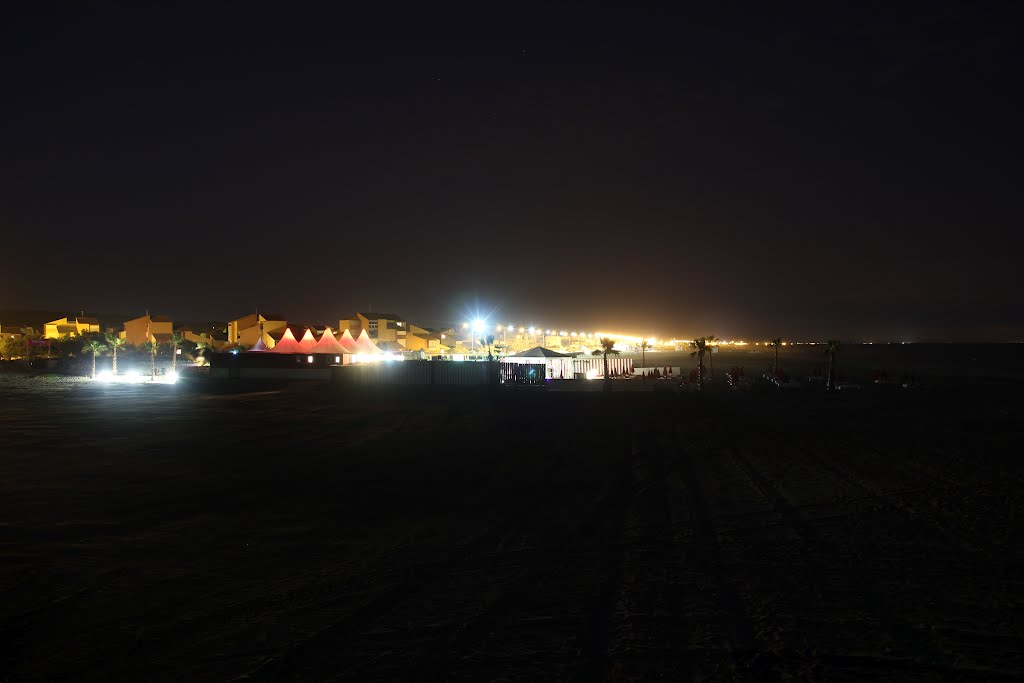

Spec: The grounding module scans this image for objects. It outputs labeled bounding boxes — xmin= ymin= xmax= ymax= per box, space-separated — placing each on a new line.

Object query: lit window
xmin=307 ymin=355 xmax=313 ymax=363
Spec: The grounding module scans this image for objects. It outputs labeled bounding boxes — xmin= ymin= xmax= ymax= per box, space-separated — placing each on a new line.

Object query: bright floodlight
xmin=472 ymin=318 xmax=485 ymax=332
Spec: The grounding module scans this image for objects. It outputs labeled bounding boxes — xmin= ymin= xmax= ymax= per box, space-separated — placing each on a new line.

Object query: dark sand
xmin=2 ymin=373 xmax=1023 ymax=680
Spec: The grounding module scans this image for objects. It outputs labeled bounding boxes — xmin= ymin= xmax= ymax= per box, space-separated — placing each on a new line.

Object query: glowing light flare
xmin=349 ymin=352 xmax=406 ymax=364
xmin=93 ymin=369 xmax=178 ymax=385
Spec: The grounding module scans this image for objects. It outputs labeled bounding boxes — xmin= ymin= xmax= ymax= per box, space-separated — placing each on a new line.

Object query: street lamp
xmin=472 ymin=318 xmax=485 ymax=354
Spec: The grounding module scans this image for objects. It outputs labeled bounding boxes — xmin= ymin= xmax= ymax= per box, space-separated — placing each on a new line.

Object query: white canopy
xmin=312 ymin=327 xmax=346 ymax=354
xmin=338 ymin=328 xmax=359 ymax=354
xmin=296 ymin=328 xmax=317 ymax=353
xmin=353 ymin=329 xmax=381 ymax=354
xmin=249 ymin=337 xmax=268 ymax=352
xmin=270 ymin=328 xmax=301 ymax=354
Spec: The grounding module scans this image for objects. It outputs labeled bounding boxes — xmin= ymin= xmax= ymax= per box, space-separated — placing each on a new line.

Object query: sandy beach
xmin=1 ymin=370 xmax=1022 ymax=680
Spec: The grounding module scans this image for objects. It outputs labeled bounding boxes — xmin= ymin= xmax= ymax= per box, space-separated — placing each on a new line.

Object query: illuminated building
xmin=121 ymin=314 xmax=173 ymax=346
xmin=339 ymin=312 xmax=435 ymax=351
xmin=227 ymin=312 xmax=287 ymax=349
xmin=43 ymin=316 xmax=100 ymax=340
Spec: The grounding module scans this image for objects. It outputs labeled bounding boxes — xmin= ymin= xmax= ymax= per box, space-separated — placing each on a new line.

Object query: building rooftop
xmin=508 ymin=346 xmax=575 ymax=358
xmin=126 ymin=314 xmax=173 ymax=324
xmin=358 ymin=312 xmax=403 ymax=321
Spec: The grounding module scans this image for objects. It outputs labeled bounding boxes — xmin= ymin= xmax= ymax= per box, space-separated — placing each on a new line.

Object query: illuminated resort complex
xmin=0 ymin=306 xmax=805 ymax=387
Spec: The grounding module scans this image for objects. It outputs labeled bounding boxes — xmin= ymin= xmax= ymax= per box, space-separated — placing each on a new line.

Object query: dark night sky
xmin=2 ymin=4 xmax=1021 ymax=340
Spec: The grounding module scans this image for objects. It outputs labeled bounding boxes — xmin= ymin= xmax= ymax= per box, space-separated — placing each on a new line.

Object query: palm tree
xmin=170 ymin=332 xmax=184 ymax=373
xmin=478 ymin=334 xmax=496 ymax=361
xmin=690 ymin=337 xmax=711 ymax=391
xmin=145 ymin=338 xmax=158 ymax=380
xmin=639 ymin=339 xmax=650 ymax=368
xmin=592 ymin=336 xmax=619 ymax=391
xmin=105 ymin=333 xmax=126 ymax=375
xmin=769 ymin=338 xmax=783 ymax=374
xmin=82 ymin=339 xmax=107 ymax=378
xmin=705 ymin=334 xmax=718 ymax=377
xmin=825 ymin=339 xmax=841 ymax=393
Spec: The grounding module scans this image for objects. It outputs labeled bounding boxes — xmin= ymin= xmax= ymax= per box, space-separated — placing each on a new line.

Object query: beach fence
xmin=500 ymin=362 xmax=547 ymax=384
xmin=631 ymin=366 xmax=681 ymax=378
xmin=572 ymin=356 xmax=634 ymax=378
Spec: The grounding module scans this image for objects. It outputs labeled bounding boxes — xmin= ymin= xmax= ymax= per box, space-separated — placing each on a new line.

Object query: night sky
xmin=2 ymin=4 xmax=1021 ymax=341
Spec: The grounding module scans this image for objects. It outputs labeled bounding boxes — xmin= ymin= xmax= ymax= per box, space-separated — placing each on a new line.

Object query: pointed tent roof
xmin=249 ymin=337 xmax=268 ymax=352
xmin=311 ymin=327 xmax=346 ymax=354
xmin=353 ymin=329 xmax=381 ymax=354
xmin=338 ymin=328 xmax=359 ymax=353
xmin=508 ymin=346 xmax=573 ymax=358
xmin=296 ymin=328 xmax=317 ymax=353
xmin=270 ymin=327 xmax=301 ymax=354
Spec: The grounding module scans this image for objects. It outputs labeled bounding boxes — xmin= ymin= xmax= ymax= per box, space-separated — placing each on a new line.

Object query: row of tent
xmin=250 ymin=327 xmax=382 ymax=355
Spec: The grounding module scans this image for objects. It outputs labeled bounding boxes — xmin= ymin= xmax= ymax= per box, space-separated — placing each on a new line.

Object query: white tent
xmin=296 ymin=328 xmax=317 ymax=353
xmin=270 ymin=328 xmax=301 ymax=354
xmin=312 ymin=327 xmax=346 ymax=355
xmin=503 ymin=346 xmax=575 ymax=379
xmin=338 ymin=328 xmax=359 ymax=354
xmin=352 ymin=329 xmax=381 ymax=355
xmin=249 ymin=337 xmax=268 ymax=352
